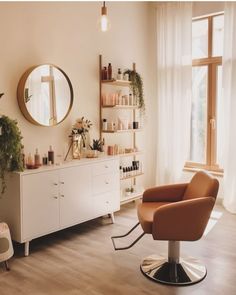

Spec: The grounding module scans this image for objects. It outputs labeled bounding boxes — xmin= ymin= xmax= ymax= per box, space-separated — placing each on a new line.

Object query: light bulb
xmin=101 ymin=15 xmax=109 ymax=32
xmin=99 ymin=1 xmax=111 ymax=32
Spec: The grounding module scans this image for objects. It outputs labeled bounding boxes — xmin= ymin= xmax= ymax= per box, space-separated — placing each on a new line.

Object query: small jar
xmin=107 ymin=146 xmax=114 ymax=155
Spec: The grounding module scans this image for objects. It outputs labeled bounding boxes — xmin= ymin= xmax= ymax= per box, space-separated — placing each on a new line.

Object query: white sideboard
xmin=0 ymin=157 xmax=120 ymax=256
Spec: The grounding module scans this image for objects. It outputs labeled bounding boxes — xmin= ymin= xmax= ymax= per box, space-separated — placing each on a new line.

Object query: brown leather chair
xmin=138 ymin=171 xmax=219 ymax=285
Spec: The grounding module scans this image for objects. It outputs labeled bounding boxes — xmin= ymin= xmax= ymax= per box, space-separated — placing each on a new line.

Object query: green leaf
xmin=0 ymin=115 xmax=24 ymax=194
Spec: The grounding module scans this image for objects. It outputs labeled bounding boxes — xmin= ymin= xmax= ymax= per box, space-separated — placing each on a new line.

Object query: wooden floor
xmin=0 ymin=202 xmax=235 ymax=295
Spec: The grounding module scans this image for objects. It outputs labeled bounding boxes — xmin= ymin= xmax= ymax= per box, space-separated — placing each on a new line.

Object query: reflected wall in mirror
xmin=17 ymin=64 xmax=73 ymax=126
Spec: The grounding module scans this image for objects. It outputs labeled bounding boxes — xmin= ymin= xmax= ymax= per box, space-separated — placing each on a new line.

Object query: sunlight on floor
xmin=204 ymin=210 xmax=223 ymax=236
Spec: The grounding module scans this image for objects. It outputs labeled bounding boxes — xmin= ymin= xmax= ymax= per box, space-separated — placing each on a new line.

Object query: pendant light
xmin=100 ymin=1 xmax=110 ymax=32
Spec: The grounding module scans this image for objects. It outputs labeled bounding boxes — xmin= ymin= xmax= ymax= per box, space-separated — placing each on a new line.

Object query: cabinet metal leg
xmin=24 ymin=241 xmax=30 ymax=256
xmin=110 ymin=212 xmax=115 ymax=224
xmin=4 ymin=260 xmax=10 ymax=271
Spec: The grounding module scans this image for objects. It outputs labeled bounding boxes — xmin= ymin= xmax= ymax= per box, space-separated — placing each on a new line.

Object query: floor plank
xmin=0 ymin=203 xmax=235 ymax=295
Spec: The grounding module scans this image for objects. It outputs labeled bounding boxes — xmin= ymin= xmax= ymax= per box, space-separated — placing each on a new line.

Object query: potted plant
xmin=90 ymin=139 xmax=103 ymax=152
xmin=87 ymin=139 xmax=103 ymax=158
xmin=0 ymin=115 xmax=24 ymax=194
xmin=123 ymin=69 xmax=145 ymax=112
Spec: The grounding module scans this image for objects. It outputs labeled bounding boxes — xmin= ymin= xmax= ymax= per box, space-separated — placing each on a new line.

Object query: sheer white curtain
xmin=156 ymin=2 xmax=192 ymax=185
xmin=220 ymin=2 xmax=236 ymax=213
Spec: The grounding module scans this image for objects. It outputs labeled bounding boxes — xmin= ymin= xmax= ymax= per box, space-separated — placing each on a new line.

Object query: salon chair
xmin=112 ymin=171 xmax=219 ymax=286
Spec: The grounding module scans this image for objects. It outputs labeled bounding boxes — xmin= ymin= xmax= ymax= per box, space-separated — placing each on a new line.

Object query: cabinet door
xmin=59 ymin=165 xmax=93 ymax=228
xmin=92 ymin=173 xmax=120 ymax=195
xmin=22 ymin=171 xmax=60 ymax=240
xmin=92 ymin=189 xmax=120 ymax=217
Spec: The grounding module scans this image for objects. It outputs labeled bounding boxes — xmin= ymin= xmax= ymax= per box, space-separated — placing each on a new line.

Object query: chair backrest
xmin=183 ymin=171 xmax=219 ymax=200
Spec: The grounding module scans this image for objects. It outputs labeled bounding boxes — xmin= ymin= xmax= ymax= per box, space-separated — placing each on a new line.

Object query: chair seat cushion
xmin=137 ymin=202 xmax=171 ymax=234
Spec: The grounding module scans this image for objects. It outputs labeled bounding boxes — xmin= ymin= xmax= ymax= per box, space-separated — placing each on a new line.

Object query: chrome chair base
xmin=140 ymin=255 xmax=207 ymax=286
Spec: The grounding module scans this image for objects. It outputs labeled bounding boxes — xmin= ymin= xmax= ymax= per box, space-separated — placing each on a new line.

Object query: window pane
xmin=216 ymin=65 xmax=222 ymax=165
xmin=190 ymin=66 xmax=208 ymax=163
xmin=213 ymin=15 xmax=224 ymax=57
xmin=192 ymin=19 xmax=208 ymax=59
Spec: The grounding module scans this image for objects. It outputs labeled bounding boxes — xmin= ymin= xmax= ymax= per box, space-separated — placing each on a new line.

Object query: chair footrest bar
xmin=111 ymin=222 xmax=145 ymax=250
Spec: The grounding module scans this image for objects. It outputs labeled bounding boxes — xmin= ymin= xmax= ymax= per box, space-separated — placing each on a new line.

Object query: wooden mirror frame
xmin=17 ymin=64 xmax=74 ymax=126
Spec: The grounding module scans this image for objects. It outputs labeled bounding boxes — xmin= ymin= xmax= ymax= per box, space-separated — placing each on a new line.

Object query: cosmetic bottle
xmin=120 ymin=166 xmax=123 ymax=178
xmin=27 ymin=153 xmax=33 ymax=165
xmin=34 ymin=148 xmax=41 ymax=167
xmin=48 ymin=145 xmax=54 ymax=164
xmin=42 ymin=154 xmax=48 ymax=165
xmin=108 ymin=63 xmax=112 ymax=80
xmin=136 ymin=161 xmax=140 ymax=173
xmin=103 ymin=67 xmax=108 ymax=80
xmin=102 ymin=119 xmax=108 ymax=131
xmin=117 ymin=68 xmax=122 ymax=80
xmin=110 ymin=121 xmax=114 ymax=131
xmin=129 ymin=93 xmax=133 ymax=105
xmin=123 ymin=168 xmax=126 ymax=178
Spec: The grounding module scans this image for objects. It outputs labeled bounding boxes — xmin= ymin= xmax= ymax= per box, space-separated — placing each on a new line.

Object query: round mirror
xmin=17 ymin=64 xmax=73 ymax=126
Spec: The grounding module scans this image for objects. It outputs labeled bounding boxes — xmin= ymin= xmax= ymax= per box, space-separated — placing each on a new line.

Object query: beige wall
xmin=0 ymin=1 xmax=156 ymax=188
xmin=193 ymin=1 xmax=224 ymax=17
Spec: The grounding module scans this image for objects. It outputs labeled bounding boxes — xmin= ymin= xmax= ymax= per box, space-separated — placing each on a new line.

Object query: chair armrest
xmin=152 ymin=197 xmax=215 ymax=241
xmin=143 ymin=183 xmax=188 ymax=202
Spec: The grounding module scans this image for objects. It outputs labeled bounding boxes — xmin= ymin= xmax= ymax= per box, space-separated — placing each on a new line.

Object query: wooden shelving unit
xmin=101 ymin=79 xmax=131 ymax=87
xmin=102 ymin=105 xmax=139 ymax=110
xmin=119 ymin=151 xmax=143 ymax=158
xmin=99 ymin=54 xmax=144 ymax=204
xmin=120 ymin=173 xmax=144 ymax=181
xmin=101 ymin=129 xmax=143 ymax=134
xmin=120 ymin=191 xmax=144 ymax=205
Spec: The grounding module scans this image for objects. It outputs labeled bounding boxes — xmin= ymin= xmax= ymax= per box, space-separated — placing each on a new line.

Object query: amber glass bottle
xmin=108 ymin=63 xmax=112 ymax=80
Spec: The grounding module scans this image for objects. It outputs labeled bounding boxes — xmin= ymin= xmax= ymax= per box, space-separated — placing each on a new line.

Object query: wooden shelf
xmin=99 ymin=55 xmax=144 ymax=206
xmin=120 ymin=173 xmax=144 ymax=181
xmin=101 ymin=79 xmax=131 ymax=87
xmin=102 ymin=105 xmax=139 ymax=109
xmin=120 ymin=191 xmax=143 ymax=205
xmin=102 ymin=129 xmax=143 ymax=134
xmin=119 ymin=151 xmax=143 ymax=158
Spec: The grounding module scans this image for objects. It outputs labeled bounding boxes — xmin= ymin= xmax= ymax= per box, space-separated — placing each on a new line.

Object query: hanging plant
xmin=0 ymin=115 xmax=24 ymax=194
xmin=123 ymin=69 xmax=145 ymax=112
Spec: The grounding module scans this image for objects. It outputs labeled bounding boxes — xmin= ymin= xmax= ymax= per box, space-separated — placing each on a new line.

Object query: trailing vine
xmin=0 ymin=115 xmax=24 ymax=194
xmin=123 ymin=69 xmax=145 ymax=112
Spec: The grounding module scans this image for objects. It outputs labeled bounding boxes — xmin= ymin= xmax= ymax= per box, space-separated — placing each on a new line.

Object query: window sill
xmin=183 ymin=166 xmax=223 ymax=177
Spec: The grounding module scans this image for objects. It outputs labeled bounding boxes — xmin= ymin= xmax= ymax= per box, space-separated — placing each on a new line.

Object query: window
xmin=187 ymin=14 xmax=224 ymax=171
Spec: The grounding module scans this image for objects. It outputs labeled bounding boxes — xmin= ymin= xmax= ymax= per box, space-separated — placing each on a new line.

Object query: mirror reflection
xmin=18 ymin=64 xmax=73 ymax=126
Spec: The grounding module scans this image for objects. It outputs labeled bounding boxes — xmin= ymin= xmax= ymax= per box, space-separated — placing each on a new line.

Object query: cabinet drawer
xmin=92 ymin=173 xmax=119 ymax=195
xmin=93 ymin=190 xmax=120 ymax=216
xmin=92 ymin=159 xmax=119 ymax=176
